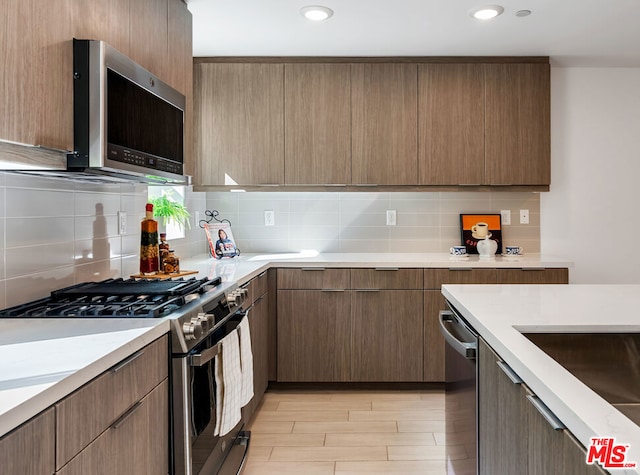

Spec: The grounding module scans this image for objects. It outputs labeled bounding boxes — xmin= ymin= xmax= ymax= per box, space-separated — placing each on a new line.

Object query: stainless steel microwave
xmin=68 ymin=39 xmax=189 ymax=184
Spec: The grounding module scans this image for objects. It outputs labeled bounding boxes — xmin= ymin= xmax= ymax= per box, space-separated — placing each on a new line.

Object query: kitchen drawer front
xmin=253 ymin=270 xmax=269 ymax=298
xmin=0 ymin=407 xmax=55 ymax=475
xmin=277 ymin=268 xmax=350 ymax=289
xmin=56 ymin=379 xmax=169 ymax=475
xmin=351 ymin=268 xmax=422 ymax=289
xmin=424 ymin=268 xmax=497 ymax=289
xmin=497 ymin=268 xmax=569 ymax=284
xmin=55 ymin=334 xmax=169 ymax=469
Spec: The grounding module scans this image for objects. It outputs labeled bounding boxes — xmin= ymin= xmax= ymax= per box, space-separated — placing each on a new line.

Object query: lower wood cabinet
xmin=55 ymin=335 xmax=168 ymax=470
xmin=351 ymin=290 xmax=423 ymax=381
xmin=497 ymin=268 xmax=569 ymax=284
xmin=0 ymin=407 xmax=55 ymax=475
xmin=242 ymin=287 xmax=270 ymax=421
xmin=277 ymin=289 xmax=351 ymax=382
xmin=56 ymin=379 xmax=169 ymax=475
xmin=479 ymin=338 xmax=529 ymax=475
xmin=479 ymin=337 xmax=608 ymax=475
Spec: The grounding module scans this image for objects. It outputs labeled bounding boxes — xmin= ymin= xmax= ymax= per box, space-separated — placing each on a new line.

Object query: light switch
xmin=501 ymin=210 xmax=511 ymax=226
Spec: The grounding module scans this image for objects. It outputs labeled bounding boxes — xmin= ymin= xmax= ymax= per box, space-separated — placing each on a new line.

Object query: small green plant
xmin=149 ymin=191 xmax=191 ymax=231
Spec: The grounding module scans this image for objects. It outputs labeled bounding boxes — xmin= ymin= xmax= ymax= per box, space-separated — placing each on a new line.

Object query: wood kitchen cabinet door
xmin=167 ymin=0 xmax=193 ymax=174
xmin=497 ymin=268 xmax=569 ymax=284
xmin=351 ymin=63 xmax=418 ymax=185
xmin=194 ymin=63 xmax=284 ymax=186
xmin=1 ymin=0 xmax=73 ymax=151
xmin=0 ymin=408 xmax=55 ymax=475
xmin=285 ymin=64 xmax=351 ymax=184
xmin=424 ymin=291 xmax=446 ymax=382
xmin=479 ymin=337 xmax=529 ymax=475
xmin=127 ymin=0 xmax=168 ymax=80
xmin=57 ymin=380 xmax=169 ymax=475
xmin=351 ymin=290 xmax=423 ymax=381
xmin=418 ymin=64 xmax=485 ymax=185
xmin=277 ymin=290 xmax=351 ymax=382
xmin=485 ymin=63 xmax=551 ymax=185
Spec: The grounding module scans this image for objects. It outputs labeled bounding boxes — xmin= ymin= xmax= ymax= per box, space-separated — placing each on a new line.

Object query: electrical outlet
xmin=117 ymin=211 xmax=127 ymax=235
xmin=264 ymin=210 xmax=275 ymax=226
xmin=386 ymin=210 xmax=397 ymax=226
xmin=500 ymin=209 xmax=511 ymax=226
xmin=520 ymin=209 xmax=530 ymax=225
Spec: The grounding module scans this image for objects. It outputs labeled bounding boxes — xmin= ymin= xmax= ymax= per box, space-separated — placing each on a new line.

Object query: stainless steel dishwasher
xmin=440 ymin=301 xmax=479 ymax=475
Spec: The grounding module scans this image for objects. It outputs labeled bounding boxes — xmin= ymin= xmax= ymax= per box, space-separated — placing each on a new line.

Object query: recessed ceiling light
xmin=300 ymin=5 xmax=334 ymax=21
xmin=516 ymin=9 xmax=532 ymax=17
xmin=470 ymin=5 xmax=504 ymax=20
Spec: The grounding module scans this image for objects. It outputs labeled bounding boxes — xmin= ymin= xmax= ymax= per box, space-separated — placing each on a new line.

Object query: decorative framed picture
xmin=204 ymin=222 xmax=240 ymax=259
xmin=460 ymin=214 xmax=503 ymax=255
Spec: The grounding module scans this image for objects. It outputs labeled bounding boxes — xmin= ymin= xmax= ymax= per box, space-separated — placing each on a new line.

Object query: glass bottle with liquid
xmin=140 ymin=203 xmax=159 ymax=275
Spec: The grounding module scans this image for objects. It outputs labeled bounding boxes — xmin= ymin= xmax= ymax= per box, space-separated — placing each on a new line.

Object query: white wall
xmin=542 ymin=67 xmax=640 ymax=283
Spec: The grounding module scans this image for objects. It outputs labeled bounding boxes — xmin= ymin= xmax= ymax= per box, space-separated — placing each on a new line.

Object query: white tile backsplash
xmin=205 ymin=191 xmax=541 ymax=255
xmin=0 ymin=167 xmax=541 ymax=309
xmin=0 ymin=171 xmax=209 ymax=308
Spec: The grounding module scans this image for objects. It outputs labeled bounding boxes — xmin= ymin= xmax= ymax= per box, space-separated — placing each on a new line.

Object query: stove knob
xmin=197 ymin=312 xmax=212 ymax=332
xmin=183 ymin=321 xmax=203 ymax=341
xmin=227 ymin=293 xmax=237 ymax=305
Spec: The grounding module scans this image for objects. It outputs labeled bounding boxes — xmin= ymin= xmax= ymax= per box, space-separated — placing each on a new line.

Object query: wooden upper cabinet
xmin=284 ymin=64 xmax=351 ymax=184
xmin=0 ymin=0 xmax=73 ymax=151
xmin=167 ymin=0 xmax=193 ymax=174
xmin=485 ymin=63 xmax=551 ymax=185
xmin=71 ymin=0 xmax=130 ymax=56
xmin=351 ymin=63 xmax=418 ymax=185
xmin=194 ymin=63 xmax=285 ymax=185
xmin=418 ymin=64 xmax=485 ymax=185
xmin=127 ymin=0 xmax=168 ymax=79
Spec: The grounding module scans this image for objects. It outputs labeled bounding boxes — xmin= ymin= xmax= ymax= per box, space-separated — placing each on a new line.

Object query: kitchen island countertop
xmin=442 ymin=284 xmax=640 ymax=475
xmin=0 ymin=318 xmax=169 ymax=438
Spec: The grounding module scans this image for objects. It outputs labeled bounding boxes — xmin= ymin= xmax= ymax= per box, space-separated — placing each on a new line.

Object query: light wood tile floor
xmin=243 ymin=389 xmax=449 ymax=475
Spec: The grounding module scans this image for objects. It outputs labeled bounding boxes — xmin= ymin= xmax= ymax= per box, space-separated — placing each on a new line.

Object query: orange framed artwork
xmin=460 ymin=214 xmax=502 ymax=255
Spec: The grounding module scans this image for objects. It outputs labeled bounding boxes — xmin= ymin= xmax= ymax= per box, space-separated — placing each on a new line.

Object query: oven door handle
xmin=189 ymin=343 xmax=221 ymax=367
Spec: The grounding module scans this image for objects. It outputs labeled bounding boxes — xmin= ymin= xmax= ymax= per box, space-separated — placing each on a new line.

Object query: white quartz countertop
xmin=442 ymin=284 xmax=640 ymax=474
xmin=0 ymin=318 xmax=169 ymax=437
xmin=182 ymin=252 xmax=573 ymax=286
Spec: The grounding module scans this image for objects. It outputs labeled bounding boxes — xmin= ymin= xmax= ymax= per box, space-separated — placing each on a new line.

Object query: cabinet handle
xmin=521 ymin=268 xmax=545 ymax=272
xmin=301 ymin=267 xmax=325 ymax=271
xmin=111 ymin=350 xmax=144 ymax=373
xmin=321 ymin=289 xmax=345 ymax=292
xmin=496 ymin=360 xmax=523 ymax=385
xmin=258 ymin=271 xmax=267 ymax=277
xmin=255 ymin=295 xmax=265 ymax=304
xmin=526 ymin=394 xmax=566 ymax=430
xmin=375 ymin=267 xmax=399 ymax=271
xmin=111 ymin=401 xmax=143 ymax=429
xmin=459 ymin=183 xmax=481 ymax=186
xmin=448 ymin=268 xmax=472 ymax=271
xmin=355 ymin=289 xmax=380 ymax=292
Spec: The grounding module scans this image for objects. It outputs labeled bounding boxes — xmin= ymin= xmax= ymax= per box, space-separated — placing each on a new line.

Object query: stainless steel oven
xmin=0 ymin=276 xmax=252 ymax=475
xmin=171 ymin=304 xmax=251 ymax=475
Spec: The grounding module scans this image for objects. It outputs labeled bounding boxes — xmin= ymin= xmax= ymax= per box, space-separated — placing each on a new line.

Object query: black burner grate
xmin=0 ymin=277 xmax=222 ymax=318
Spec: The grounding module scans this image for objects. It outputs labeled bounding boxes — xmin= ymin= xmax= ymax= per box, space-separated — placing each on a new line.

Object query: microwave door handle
xmin=439 ymin=310 xmax=477 ymax=360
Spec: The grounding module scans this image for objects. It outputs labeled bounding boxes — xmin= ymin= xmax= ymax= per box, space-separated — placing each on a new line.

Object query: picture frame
xmin=460 ymin=214 xmax=503 ymax=255
xmin=204 ymin=222 xmax=240 ymax=259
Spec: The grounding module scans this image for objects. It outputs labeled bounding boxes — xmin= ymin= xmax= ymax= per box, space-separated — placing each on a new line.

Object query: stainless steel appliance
xmin=440 ymin=301 xmax=479 ymax=475
xmin=0 ymin=276 xmax=251 ymax=475
xmin=69 ymin=39 xmax=189 ymax=184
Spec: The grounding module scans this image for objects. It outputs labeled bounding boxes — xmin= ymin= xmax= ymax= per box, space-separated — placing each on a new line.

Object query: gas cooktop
xmin=0 ymin=277 xmax=222 ymax=319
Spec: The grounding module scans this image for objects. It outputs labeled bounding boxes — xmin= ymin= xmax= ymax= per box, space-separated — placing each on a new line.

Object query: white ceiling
xmin=187 ymin=0 xmax=640 ymax=67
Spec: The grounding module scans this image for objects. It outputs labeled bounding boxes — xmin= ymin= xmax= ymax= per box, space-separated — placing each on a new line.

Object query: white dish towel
xmin=213 ymin=328 xmax=242 ymax=436
xmin=237 ymin=313 xmax=254 ymax=407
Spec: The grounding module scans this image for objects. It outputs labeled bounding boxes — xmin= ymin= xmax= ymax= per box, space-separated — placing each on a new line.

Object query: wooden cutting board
xmin=130 ymin=270 xmax=199 ymax=280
